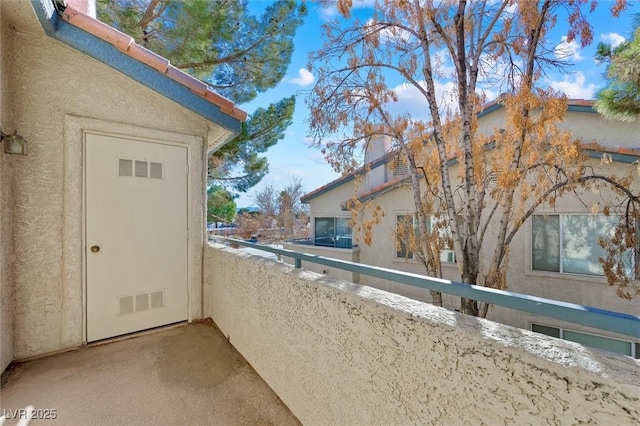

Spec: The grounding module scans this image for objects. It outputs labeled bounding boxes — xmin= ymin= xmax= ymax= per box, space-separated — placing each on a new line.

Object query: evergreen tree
xmin=209 ymin=96 xmax=295 ymax=193
xmin=207 ymin=185 xmax=237 ymax=224
xmin=595 ymin=15 xmax=640 ymax=121
xmin=98 ymin=0 xmax=306 ymax=192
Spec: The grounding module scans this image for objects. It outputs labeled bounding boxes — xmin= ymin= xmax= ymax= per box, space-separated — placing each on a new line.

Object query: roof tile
xmin=166 ymin=66 xmax=208 ymax=96
xmin=581 ymin=143 xmax=640 ymax=157
xmin=62 ymin=7 xmax=133 ymax=52
xmin=60 ymin=5 xmax=246 ymax=122
xmin=127 ymin=44 xmax=170 ymax=73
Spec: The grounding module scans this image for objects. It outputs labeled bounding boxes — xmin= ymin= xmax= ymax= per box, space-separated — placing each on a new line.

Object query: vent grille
xmin=118 ymin=158 xmax=164 ymax=180
xmin=119 ymin=296 xmax=134 ymax=315
xmin=118 ymin=159 xmax=133 ymax=177
xmin=392 ymin=156 xmax=409 ymax=176
xmin=150 ymin=291 xmax=164 ymax=309
xmin=118 ymin=289 xmax=165 ymax=316
xmin=135 ymin=160 xmax=148 ymax=178
xmin=135 ymin=293 xmax=149 ymax=312
xmin=150 ymin=162 xmax=163 ymax=179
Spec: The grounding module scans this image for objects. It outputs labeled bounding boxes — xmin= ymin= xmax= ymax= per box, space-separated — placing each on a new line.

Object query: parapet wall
xmin=204 ymin=243 xmax=640 ymax=424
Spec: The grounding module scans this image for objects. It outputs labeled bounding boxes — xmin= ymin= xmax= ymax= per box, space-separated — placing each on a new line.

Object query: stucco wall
xmin=0 ymin=2 xmax=15 ymax=373
xmin=477 ymin=107 xmax=640 ymax=147
xmin=204 ymin=243 xmax=640 ymax=424
xmin=3 ymin=3 xmax=233 ymax=360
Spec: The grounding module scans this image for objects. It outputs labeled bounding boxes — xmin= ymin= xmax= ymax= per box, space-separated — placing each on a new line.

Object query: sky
xmin=234 ymin=1 xmax=639 ymax=208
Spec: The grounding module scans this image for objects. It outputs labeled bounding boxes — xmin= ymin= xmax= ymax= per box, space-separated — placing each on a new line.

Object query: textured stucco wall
xmin=0 ymin=2 xmax=15 ymax=373
xmin=204 ymin=243 xmax=640 ymax=424
xmin=3 ymin=3 xmax=233 ymax=360
xmin=477 ymin=107 xmax=640 ymax=147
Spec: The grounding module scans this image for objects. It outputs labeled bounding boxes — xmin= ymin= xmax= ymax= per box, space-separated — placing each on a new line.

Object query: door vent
xmin=135 ymin=160 xmax=148 ymax=178
xmin=119 ymin=296 xmax=134 ymax=315
xmin=150 ymin=290 xmax=164 ymax=309
xmin=118 ymin=159 xmax=133 ymax=177
xmin=136 ymin=293 xmax=149 ymax=312
xmin=118 ymin=158 xmax=163 ymax=180
xmin=118 ymin=289 xmax=165 ymax=316
xmin=150 ymin=162 xmax=163 ymax=179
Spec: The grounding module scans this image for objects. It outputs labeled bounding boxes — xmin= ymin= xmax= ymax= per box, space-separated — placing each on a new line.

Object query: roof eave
xmin=30 ymin=0 xmax=245 ymax=138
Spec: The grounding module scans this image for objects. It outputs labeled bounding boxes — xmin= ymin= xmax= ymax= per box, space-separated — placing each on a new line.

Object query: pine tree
xmin=595 ymin=15 xmax=640 ymax=121
xmin=98 ymin=0 xmax=306 ymax=192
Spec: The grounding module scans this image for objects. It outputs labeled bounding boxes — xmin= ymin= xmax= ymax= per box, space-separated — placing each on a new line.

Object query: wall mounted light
xmin=1 ymin=131 xmax=28 ymax=155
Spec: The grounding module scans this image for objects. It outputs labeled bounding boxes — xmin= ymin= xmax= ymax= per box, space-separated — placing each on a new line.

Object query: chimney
xmin=362 ymin=133 xmax=392 ymax=193
xmin=364 ymin=134 xmax=391 ymax=164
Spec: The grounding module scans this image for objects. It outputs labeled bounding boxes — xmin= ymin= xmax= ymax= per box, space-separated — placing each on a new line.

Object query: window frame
xmin=395 ymin=213 xmax=419 ymax=259
xmin=531 ymin=213 xmax=633 ymax=278
xmin=313 ymin=217 xmax=353 ymax=249
xmin=394 ymin=213 xmax=456 ymax=263
xmin=531 ymin=323 xmax=639 ymax=359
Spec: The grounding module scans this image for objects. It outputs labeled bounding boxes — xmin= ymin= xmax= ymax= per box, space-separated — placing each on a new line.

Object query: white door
xmin=85 ymin=133 xmax=188 ymax=342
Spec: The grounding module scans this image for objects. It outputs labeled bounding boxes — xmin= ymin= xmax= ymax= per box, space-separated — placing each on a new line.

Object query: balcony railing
xmin=212 ymin=236 xmax=640 ymax=339
xmin=204 ymin=240 xmax=640 ymax=424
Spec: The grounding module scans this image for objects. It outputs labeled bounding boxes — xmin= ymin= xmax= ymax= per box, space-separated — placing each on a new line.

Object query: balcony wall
xmin=204 ymin=243 xmax=640 ymax=424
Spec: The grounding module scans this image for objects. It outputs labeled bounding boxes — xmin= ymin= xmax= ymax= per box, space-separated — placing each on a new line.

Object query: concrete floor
xmin=0 ymin=321 xmax=299 ymax=425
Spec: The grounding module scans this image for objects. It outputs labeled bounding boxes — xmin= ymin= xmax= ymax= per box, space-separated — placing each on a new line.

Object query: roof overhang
xmin=30 ymin=0 xmax=246 ymax=138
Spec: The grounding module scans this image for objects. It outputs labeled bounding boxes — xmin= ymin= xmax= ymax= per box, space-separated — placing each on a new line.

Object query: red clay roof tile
xmin=127 ymin=44 xmax=170 ymax=73
xmin=166 ymin=66 xmax=208 ymax=96
xmin=60 ymin=5 xmax=246 ymax=123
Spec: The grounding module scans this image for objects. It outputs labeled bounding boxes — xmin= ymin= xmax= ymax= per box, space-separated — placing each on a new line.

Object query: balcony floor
xmin=1 ymin=321 xmax=299 ymax=425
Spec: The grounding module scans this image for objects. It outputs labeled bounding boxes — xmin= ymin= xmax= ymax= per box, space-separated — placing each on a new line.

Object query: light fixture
xmin=1 ymin=131 xmax=28 ymax=155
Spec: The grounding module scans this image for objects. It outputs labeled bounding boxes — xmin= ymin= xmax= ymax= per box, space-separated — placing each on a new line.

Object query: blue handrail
xmin=211 ymin=237 xmax=640 ymax=339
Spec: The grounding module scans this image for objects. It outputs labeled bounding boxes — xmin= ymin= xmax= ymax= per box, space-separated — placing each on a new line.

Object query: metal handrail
xmin=211 ymin=237 xmax=640 ymax=339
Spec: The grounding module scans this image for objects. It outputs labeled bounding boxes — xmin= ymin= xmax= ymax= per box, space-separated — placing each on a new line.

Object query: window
xmin=532 ymin=214 xmax=632 ymax=276
xmin=396 ymin=214 xmax=418 ymax=259
xmin=314 ymin=217 xmax=352 ymax=248
xmin=395 ymin=214 xmax=456 ymax=263
xmin=531 ymin=323 xmax=639 ymax=359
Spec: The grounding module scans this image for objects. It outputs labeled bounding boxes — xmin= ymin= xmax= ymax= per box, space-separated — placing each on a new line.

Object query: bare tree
xmin=253 ymin=177 xmax=310 ymax=240
xmin=308 ymin=0 xmax=638 ymax=314
xmin=254 ymin=184 xmax=279 ymax=229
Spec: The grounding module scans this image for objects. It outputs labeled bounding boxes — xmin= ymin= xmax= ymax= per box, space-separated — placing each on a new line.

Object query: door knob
xmin=90 ymin=245 xmax=100 ymax=253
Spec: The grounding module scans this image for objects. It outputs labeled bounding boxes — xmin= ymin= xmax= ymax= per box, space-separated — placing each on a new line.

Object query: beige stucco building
xmin=0 ymin=0 xmax=245 ymax=372
xmin=289 ymin=100 xmax=640 ymax=357
xmin=0 ymin=3 xmax=638 ymax=420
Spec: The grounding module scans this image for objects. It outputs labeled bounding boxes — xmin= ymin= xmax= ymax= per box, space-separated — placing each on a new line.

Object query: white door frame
xmin=82 ymin=129 xmax=194 ymax=342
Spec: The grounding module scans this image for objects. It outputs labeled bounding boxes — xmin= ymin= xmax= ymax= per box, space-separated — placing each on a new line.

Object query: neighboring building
xmin=0 ymin=0 xmax=246 ymax=372
xmin=287 ymin=100 xmax=640 ymax=357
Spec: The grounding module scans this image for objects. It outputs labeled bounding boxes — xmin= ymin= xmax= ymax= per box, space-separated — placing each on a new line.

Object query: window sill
xmin=392 ymin=258 xmax=458 ymax=268
xmin=524 ymin=269 xmax=609 ymax=284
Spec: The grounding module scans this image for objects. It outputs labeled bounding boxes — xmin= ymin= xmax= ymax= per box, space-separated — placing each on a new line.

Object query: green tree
xmin=98 ymin=0 xmax=306 ymax=192
xmin=209 ymin=96 xmax=295 ymax=193
xmin=595 ymin=15 xmax=640 ymax=121
xmin=207 ymin=185 xmax=236 ymax=224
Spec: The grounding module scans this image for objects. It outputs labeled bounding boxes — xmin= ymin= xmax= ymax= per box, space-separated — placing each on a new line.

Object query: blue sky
xmin=235 ymin=1 xmax=639 ymax=208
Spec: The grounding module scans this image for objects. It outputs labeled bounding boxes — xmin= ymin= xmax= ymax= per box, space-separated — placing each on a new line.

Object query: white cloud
xmin=289 ymin=68 xmax=315 ymax=87
xmin=388 ymin=80 xmax=457 ymax=121
xmin=319 ymin=5 xmax=337 ymax=21
xmin=600 ymin=32 xmax=625 ymax=48
xmin=554 ymin=36 xmax=584 ymax=61
xmin=548 ymin=71 xmax=598 ymax=99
